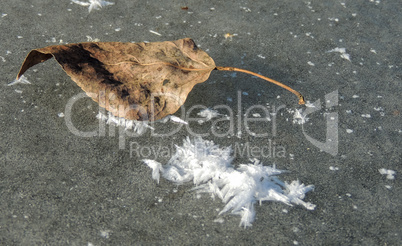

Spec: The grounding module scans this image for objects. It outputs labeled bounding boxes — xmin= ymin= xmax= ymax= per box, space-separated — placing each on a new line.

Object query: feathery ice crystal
xmin=72 ymin=0 xmax=114 ymax=13
xmin=144 ymin=137 xmax=315 ymax=228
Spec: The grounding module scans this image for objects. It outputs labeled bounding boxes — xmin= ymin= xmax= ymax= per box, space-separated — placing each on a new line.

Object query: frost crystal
xmin=96 ymin=111 xmax=153 ymax=134
xmin=159 ymin=115 xmax=188 ymax=125
xmin=327 ymin=47 xmax=351 ymax=61
xmin=8 ymin=75 xmax=31 ymax=86
xmin=72 ymin=0 xmax=114 ymax=13
xmin=293 ymin=109 xmax=309 ymax=125
xmin=143 ymin=137 xmax=315 ymax=228
xmin=197 ymin=108 xmax=221 ymax=123
xmin=96 ymin=111 xmax=187 ymax=133
xmin=379 ymin=168 xmax=396 ymax=180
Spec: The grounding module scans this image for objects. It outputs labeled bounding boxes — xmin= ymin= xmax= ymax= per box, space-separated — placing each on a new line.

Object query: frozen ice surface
xmin=144 ymin=137 xmax=315 ymax=228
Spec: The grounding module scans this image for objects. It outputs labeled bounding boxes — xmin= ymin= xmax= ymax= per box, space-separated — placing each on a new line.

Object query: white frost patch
xmin=71 ymin=0 xmax=114 ymax=13
xmin=327 ymin=47 xmax=351 ymax=61
xmin=45 ymin=37 xmax=57 ymax=43
xmin=86 ymin=36 xmax=100 ymax=42
xmin=143 ymin=137 xmax=315 ymax=228
xmin=213 ymin=217 xmax=225 ymax=223
xmin=305 ymin=101 xmax=317 ymax=108
xmin=293 ymin=109 xmax=309 ymax=125
xmin=100 ymin=229 xmax=111 ymax=238
xmin=379 ymin=168 xmax=396 ymax=180
xmin=197 ymin=108 xmax=221 ymax=122
xmin=96 ymin=111 xmax=187 ymax=132
xmin=96 ymin=111 xmax=154 ymax=133
xmin=240 ymin=7 xmax=251 ymax=12
xmin=329 ymin=166 xmax=339 ymax=171
xmin=149 ymin=30 xmax=162 ymax=36
xmin=373 ymin=107 xmax=383 ymax=111
xmin=8 ymin=75 xmax=31 ymax=86
xmin=162 ymin=115 xmax=188 ymax=125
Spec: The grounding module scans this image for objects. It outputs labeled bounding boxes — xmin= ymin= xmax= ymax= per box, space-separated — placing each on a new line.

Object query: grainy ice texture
xmin=1 ymin=0 xmax=401 ymax=245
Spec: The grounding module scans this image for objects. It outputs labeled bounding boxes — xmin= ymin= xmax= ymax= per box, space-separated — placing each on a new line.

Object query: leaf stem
xmin=215 ymin=66 xmax=305 ymax=105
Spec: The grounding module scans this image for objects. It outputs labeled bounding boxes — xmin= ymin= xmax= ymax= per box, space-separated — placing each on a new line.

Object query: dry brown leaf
xmin=17 ymin=38 xmax=304 ymax=121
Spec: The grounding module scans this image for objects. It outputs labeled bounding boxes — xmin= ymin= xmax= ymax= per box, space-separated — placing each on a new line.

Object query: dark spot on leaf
xmin=120 ymin=88 xmax=129 ymax=98
xmin=153 ymin=96 xmax=161 ymax=106
xmin=101 ymin=78 xmax=123 ymax=86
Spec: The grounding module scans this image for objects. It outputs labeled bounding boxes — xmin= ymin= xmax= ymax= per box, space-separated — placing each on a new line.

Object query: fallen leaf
xmin=17 ymin=38 xmax=305 ymax=121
